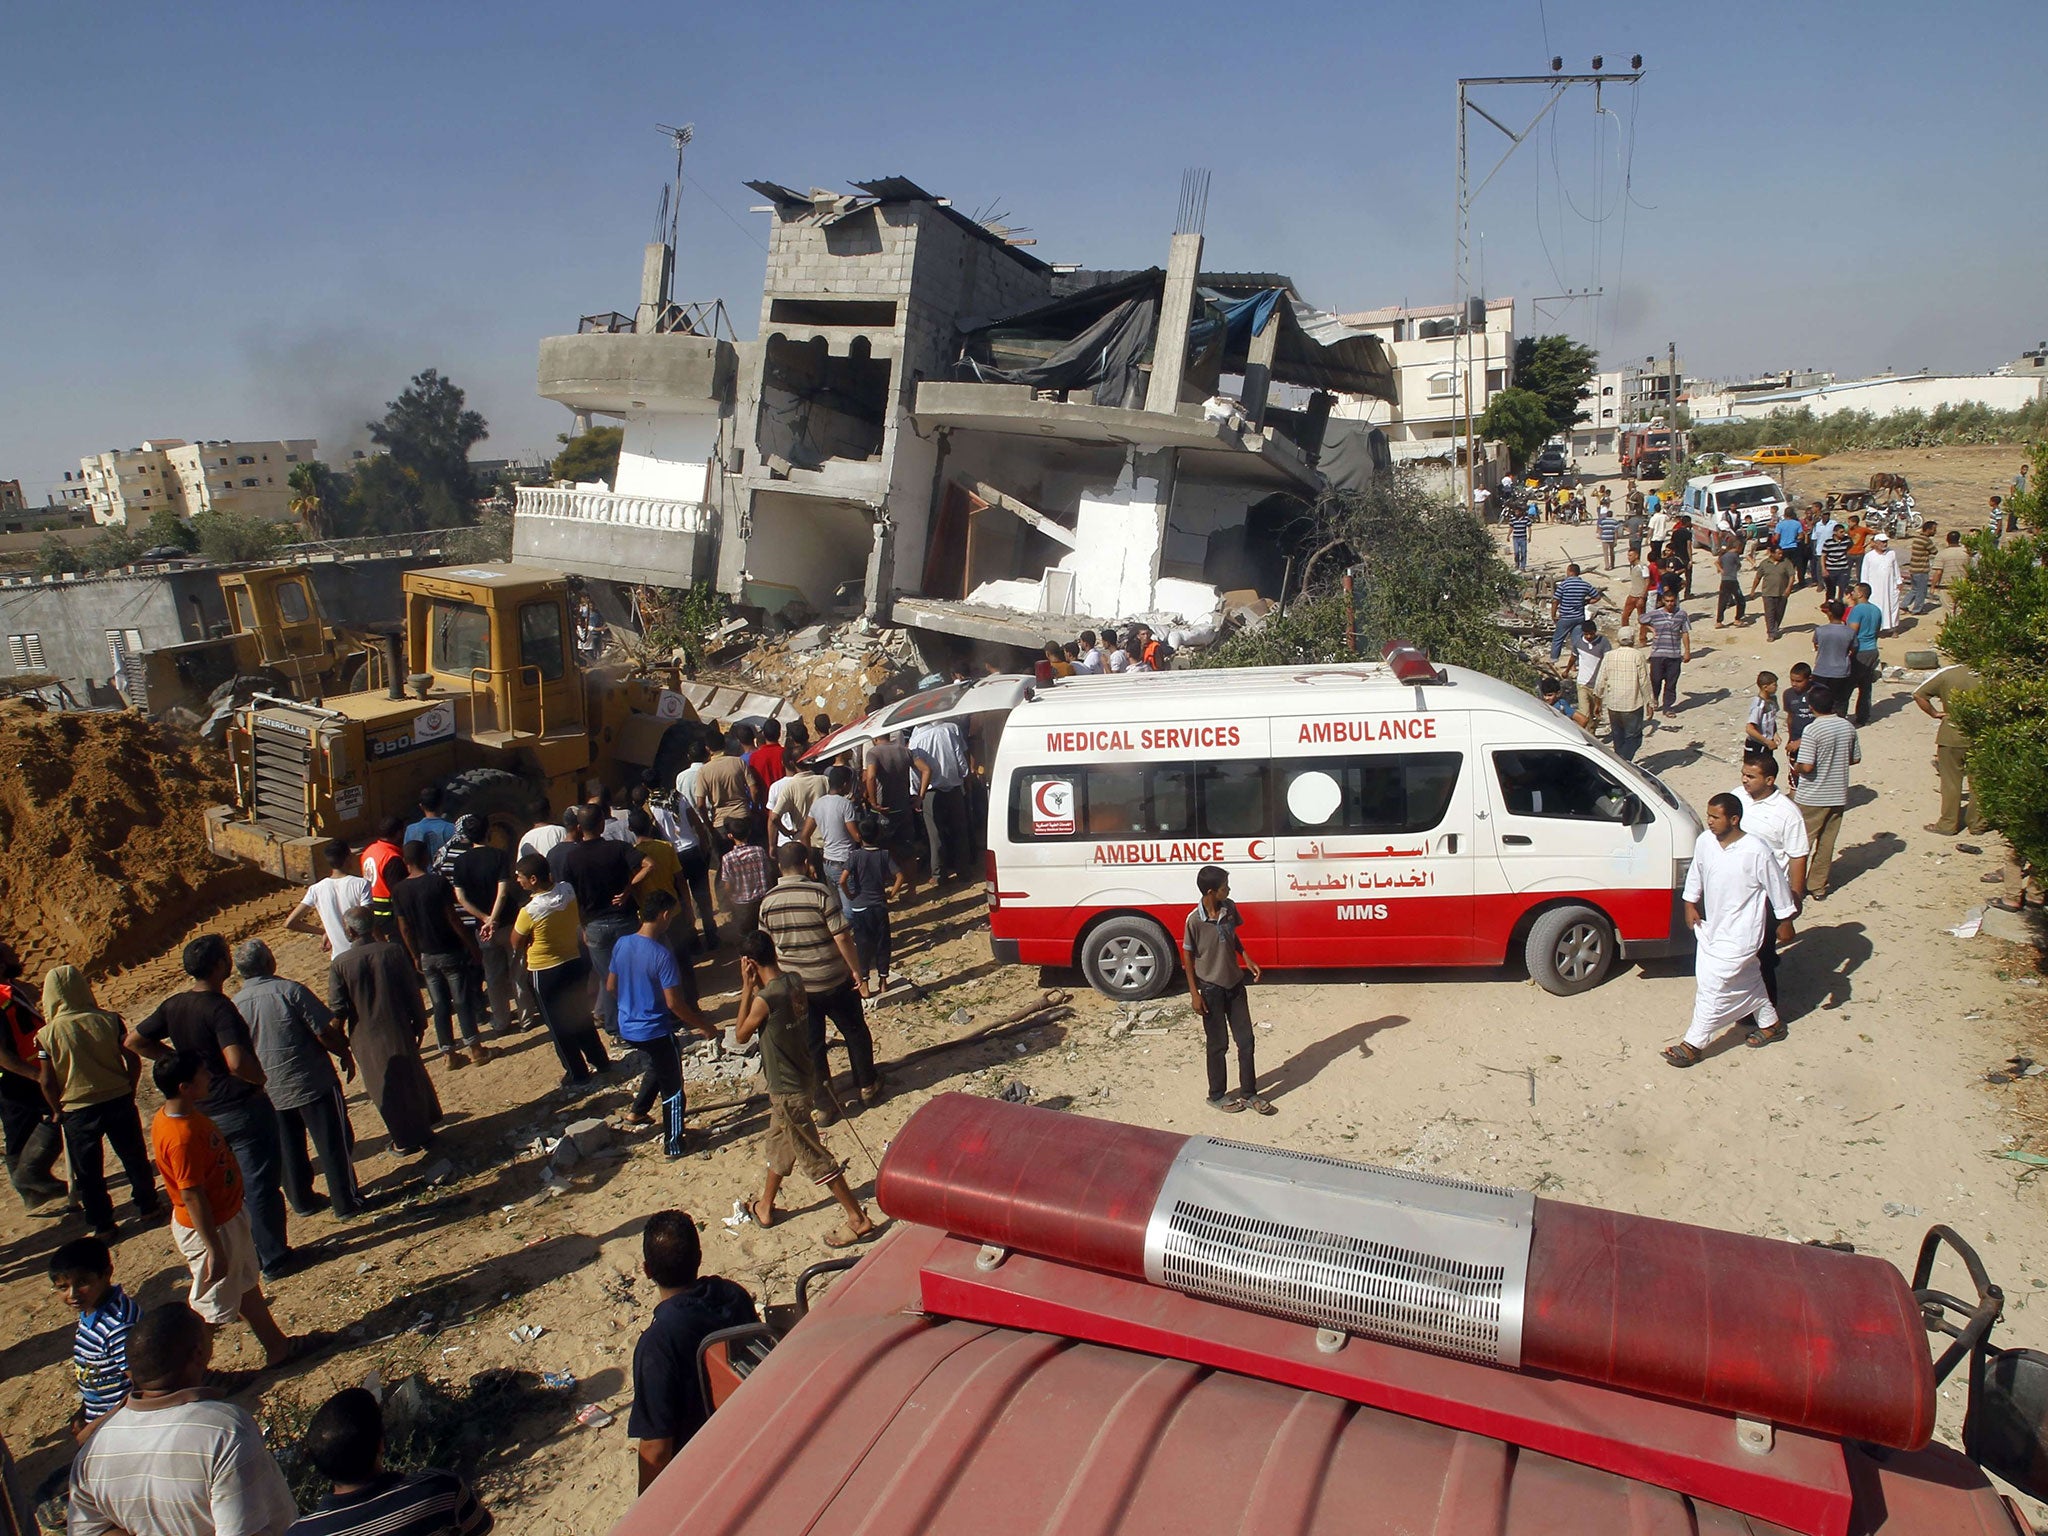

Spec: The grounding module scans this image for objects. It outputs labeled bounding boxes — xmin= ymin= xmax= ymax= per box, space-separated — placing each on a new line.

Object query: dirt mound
xmin=0 ymin=700 xmax=275 ymax=979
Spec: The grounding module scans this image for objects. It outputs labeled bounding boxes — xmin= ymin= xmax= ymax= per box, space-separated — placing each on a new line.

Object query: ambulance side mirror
xmin=1619 ymin=792 xmax=1647 ymax=826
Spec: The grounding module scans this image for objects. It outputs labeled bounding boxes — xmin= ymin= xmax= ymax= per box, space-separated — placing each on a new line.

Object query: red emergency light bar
xmin=1380 ymin=639 xmax=1444 ymax=684
xmin=877 ymin=1095 xmax=1935 ymax=1453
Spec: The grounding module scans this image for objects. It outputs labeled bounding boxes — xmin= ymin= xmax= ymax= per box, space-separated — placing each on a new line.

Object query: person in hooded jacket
xmin=37 ymin=966 xmax=160 ymax=1238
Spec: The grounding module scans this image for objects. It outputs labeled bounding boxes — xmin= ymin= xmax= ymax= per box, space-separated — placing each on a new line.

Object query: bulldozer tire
xmin=337 ymin=655 xmax=369 ymax=695
xmin=206 ymin=670 xmax=290 ymax=709
xmin=650 ymin=718 xmax=723 ymax=791
xmin=440 ymin=767 xmax=540 ymax=845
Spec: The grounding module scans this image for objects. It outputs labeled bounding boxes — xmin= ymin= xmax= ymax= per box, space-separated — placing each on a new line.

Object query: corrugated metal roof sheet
xmin=606 ymin=1224 xmax=2016 ymax=1536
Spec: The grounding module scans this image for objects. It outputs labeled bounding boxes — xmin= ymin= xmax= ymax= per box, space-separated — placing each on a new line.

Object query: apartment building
xmin=1330 ymin=299 xmax=1515 ymax=442
xmin=78 ymin=437 xmax=317 ymax=526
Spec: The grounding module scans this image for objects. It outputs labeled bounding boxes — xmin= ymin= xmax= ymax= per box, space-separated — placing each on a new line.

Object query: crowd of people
xmin=1507 ymin=468 xmax=2011 ymax=1074
xmin=2 ymin=699 xmax=1013 ymax=1531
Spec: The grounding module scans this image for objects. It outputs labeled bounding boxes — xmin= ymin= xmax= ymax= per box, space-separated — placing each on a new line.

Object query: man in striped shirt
xmin=757 ymin=844 xmax=878 ymax=1123
xmin=1508 ymin=503 xmax=1534 ymax=572
xmin=50 ymin=1236 xmax=141 ymax=1432
xmin=68 ymin=1303 xmax=299 ymax=1536
xmin=1596 ymin=505 xmax=1620 ymax=568
xmin=1549 ymin=565 xmax=1602 ymax=661
xmin=287 ymin=1388 xmax=492 ymax=1536
xmin=1905 ymin=519 xmax=1938 ymax=614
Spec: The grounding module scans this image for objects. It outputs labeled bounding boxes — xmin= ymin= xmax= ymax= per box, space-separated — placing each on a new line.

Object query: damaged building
xmin=515 ymin=176 xmax=1395 ymax=659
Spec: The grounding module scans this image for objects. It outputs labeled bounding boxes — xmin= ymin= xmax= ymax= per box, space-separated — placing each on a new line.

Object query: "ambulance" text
xmin=1297 ymin=717 xmax=1439 ymax=745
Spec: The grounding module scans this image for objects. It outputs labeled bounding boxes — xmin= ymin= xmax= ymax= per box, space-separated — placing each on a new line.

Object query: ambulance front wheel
xmin=1526 ymin=904 xmax=1616 ymax=995
xmin=1080 ymin=916 xmax=1176 ymax=1001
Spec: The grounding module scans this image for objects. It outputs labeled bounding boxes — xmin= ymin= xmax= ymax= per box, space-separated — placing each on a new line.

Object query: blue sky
xmin=5 ymin=0 xmax=2043 ymax=501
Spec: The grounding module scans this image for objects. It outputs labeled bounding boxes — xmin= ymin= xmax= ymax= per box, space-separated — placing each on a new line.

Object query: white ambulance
xmin=983 ymin=649 xmax=1702 ymax=1000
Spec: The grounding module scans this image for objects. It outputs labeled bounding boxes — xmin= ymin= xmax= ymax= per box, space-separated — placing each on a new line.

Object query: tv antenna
xmin=655 ymin=121 xmax=694 ymax=251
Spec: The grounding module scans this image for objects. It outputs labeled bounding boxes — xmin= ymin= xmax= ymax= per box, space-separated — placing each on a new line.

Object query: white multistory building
xmin=77 ymin=438 xmax=317 ymax=527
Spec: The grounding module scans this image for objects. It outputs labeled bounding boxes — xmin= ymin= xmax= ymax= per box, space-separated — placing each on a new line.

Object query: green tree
xmin=192 ymin=510 xmax=292 ymax=564
xmin=36 ymin=534 xmax=82 ymax=577
xmin=552 ymin=427 xmax=624 ymax=486
xmin=82 ymin=527 xmax=144 ymax=570
xmin=339 ymin=454 xmax=427 ymax=535
xmin=1196 ymin=472 xmax=1533 ymax=686
xmin=1479 ymin=388 xmax=1555 ymax=473
xmin=1942 ymin=533 xmax=2048 ymax=878
xmin=367 ymin=368 xmax=488 ymax=517
xmin=143 ymin=506 xmax=199 ymax=552
xmin=1513 ymin=335 xmax=1598 ymax=437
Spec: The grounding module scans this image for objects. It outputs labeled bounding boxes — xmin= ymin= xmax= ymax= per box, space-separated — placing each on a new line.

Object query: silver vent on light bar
xmin=1141 ymin=1137 xmax=1533 ymax=1366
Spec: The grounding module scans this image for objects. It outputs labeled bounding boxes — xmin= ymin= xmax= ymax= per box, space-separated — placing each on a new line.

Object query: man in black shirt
xmin=441 ymin=814 xmax=527 ymax=1037
xmin=628 ymin=1209 xmax=756 ymax=1492
xmin=127 ymin=935 xmax=294 ymax=1278
xmin=553 ymin=805 xmax=644 ymax=1037
xmin=393 ymin=842 xmax=490 ymax=1070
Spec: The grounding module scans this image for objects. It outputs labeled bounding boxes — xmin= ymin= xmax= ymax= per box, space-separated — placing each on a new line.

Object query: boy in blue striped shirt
xmin=49 ymin=1236 xmax=141 ymax=1434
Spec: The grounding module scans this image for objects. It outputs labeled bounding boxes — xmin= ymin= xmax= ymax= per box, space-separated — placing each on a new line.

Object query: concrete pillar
xmin=1240 ymin=300 xmax=1282 ymax=428
xmin=637 ymin=242 xmax=673 ymax=332
xmin=1299 ymin=392 xmax=1335 ymax=468
xmin=1144 ymin=233 xmax=1204 ymax=416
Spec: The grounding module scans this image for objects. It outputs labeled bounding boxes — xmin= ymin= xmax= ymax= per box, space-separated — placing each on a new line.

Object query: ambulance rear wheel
xmin=1526 ymin=904 xmax=1614 ymax=995
xmin=1080 ymin=916 xmax=1175 ymax=1001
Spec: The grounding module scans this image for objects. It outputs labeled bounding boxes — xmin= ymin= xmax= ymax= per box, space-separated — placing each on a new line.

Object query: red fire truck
xmin=614 ymin=1097 xmax=2046 ymax=1536
xmin=1620 ymin=424 xmax=1682 ymax=479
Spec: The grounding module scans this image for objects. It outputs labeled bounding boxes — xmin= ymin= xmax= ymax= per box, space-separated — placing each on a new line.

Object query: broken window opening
xmin=757 ymin=337 xmax=891 ymax=469
xmin=768 ymin=298 xmax=898 ymax=328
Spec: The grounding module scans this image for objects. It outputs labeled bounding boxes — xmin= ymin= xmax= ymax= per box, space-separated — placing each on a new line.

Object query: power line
xmin=683 ymin=173 xmax=768 ymax=252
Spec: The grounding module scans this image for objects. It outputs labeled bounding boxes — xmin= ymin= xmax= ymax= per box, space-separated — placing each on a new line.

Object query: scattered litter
xmin=354 ymin=1261 xmax=375 ymax=1276
xmin=421 ymin=1158 xmax=455 ymax=1187
xmin=1131 ymin=1027 xmax=1169 ymax=1037
xmin=508 ymin=1324 xmax=546 ymax=1345
xmin=2000 ymin=1152 xmax=2048 ymax=1170
xmin=996 ymin=1080 xmax=1033 ymax=1105
xmin=1256 ymin=1021 xmax=1273 ymax=1031
xmin=722 ymin=1198 xmax=753 ymax=1230
xmin=410 ymin=1312 xmax=438 ymax=1337
xmin=1881 ymin=1202 xmax=1921 ymax=1218
xmin=950 ymin=1007 xmax=972 ymax=1027
xmin=575 ymin=1403 xmax=616 ymax=1429
xmin=441 ymin=1346 xmax=462 ymax=1357
xmin=1957 ymin=844 xmax=1984 ymax=855
xmin=1950 ymin=909 xmax=1985 ymax=939
xmin=542 ymin=1371 xmax=577 ymax=1391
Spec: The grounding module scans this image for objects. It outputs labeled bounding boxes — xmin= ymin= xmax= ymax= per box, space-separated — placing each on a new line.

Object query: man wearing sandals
xmin=733 ymin=932 xmax=881 ymax=1250
xmin=1664 ymin=794 xmax=1797 ymax=1069
xmin=1184 ymin=865 xmax=1274 ymax=1115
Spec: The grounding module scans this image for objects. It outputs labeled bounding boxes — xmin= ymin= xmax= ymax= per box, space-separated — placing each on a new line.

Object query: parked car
xmin=1751 ymin=444 xmax=1822 ymax=466
xmin=1531 ymin=443 xmax=1570 ymax=477
xmin=1692 ymin=451 xmax=1752 ymax=473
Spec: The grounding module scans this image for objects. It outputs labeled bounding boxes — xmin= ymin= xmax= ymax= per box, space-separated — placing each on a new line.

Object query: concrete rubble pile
xmin=733 ymin=620 xmax=924 ymax=726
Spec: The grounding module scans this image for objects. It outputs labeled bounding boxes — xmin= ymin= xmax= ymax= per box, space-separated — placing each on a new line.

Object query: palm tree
xmin=288 ymin=462 xmax=333 ymax=540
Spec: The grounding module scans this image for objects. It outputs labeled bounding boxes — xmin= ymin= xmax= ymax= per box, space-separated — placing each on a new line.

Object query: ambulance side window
xmin=1198 ymin=762 xmax=1268 ymax=837
xmin=1280 ymin=754 xmax=1461 ymax=833
xmin=1084 ymin=766 xmax=1148 ymax=836
xmin=1492 ymin=750 xmax=1632 ymax=822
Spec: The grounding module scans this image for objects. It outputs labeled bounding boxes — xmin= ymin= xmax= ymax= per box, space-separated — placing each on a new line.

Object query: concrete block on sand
xmin=564 ymin=1117 xmax=613 ymax=1156
xmin=1980 ymin=904 xmax=2047 ymax=949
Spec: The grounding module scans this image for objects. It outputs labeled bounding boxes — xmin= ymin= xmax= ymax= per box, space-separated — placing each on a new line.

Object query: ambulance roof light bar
xmin=1381 ymin=640 xmax=1445 ymax=685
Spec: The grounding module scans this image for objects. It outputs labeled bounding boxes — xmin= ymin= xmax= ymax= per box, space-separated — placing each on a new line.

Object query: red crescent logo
xmin=1034 ymin=782 xmax=1060 ymax=816
xmin=1247 ymin=839 xmax=1269 ymax=861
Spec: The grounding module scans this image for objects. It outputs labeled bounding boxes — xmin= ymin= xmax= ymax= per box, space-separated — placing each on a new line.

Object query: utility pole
xmin=1455 ymin=58 xmax=1643 ymax=510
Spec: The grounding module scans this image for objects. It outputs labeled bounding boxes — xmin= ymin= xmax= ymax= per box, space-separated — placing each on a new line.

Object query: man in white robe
xmin=1664 ymin=793 xmax=1797 ymax=1067
xmin=1859 ymin=533 xmax=1904 ymax=633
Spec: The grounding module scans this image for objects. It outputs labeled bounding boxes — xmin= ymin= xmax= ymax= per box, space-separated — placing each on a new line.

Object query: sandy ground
xmin=4 ymin=436 xmax=2046 ymax=1530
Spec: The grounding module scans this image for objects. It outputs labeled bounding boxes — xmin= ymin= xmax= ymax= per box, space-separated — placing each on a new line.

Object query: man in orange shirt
xmin=360 ymin=817 xmax=408 ymax=940
xmin=150 ymin=1051 xmax=295 ymax=1366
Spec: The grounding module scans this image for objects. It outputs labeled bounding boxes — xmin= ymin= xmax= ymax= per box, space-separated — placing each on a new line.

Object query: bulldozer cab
xmin=220 ymin=567 xmax=327 ymax=670
xmin=405 ymin=565 xmax=586 ymax=748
